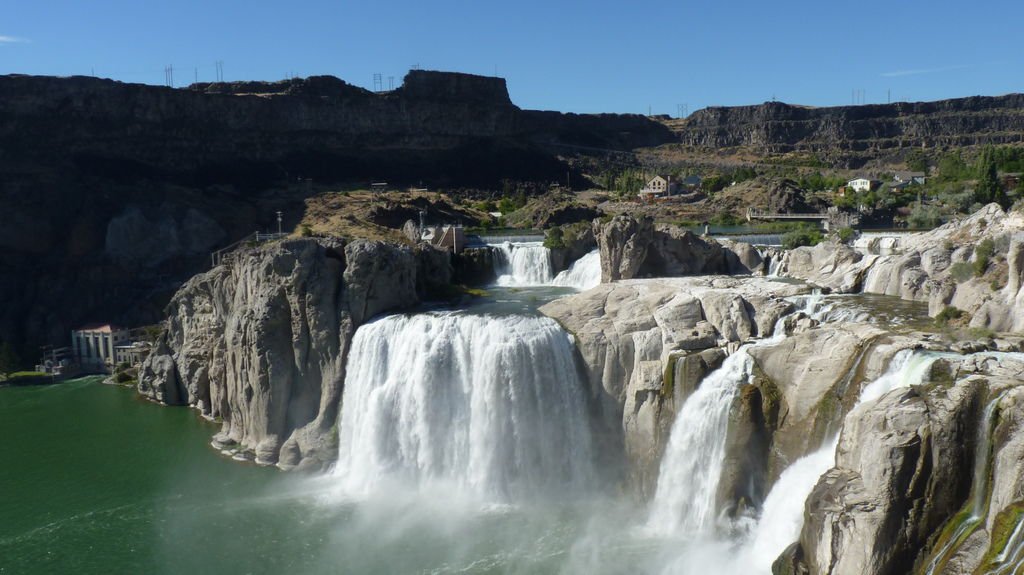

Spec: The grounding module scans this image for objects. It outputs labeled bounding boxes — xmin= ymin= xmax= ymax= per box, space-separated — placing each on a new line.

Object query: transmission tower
xmin=164 ymin=65 xmax=174 ymax=87
xmin=215 ymin=61 xmax=224 ymax=82
xmin=373 ymin=73 xmax=383 ymax=92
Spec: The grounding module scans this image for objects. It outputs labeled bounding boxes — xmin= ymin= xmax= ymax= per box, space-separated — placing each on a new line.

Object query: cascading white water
xmin=734 ymin=350 xmax=941 ymax=572
xmin=990 ymin=516 xmax=1024 ymax=575
xmin=553 ymin=250 xmax=602 ymax=291
xmin=923 ymin=390 xmax=1006 ymax=575
xmin=646 ymin=347 xmax=755 ymax=535
xmin=492 ymin=241 xmax=554 ymax=286
xmin=334 ymin=311 xmax=595 ymax=502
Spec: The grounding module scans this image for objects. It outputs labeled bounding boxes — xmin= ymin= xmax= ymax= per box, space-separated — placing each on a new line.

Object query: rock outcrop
xmin=593 ymin=214 xmax=763 ymax=283
xmin=137 ymin=237 xmax=442 ymax=470
xmin=793 ymin=353 xmax=1024 ymax=575
xmin=778 ymin=204 xmax=1024 ymax=331
xmin=539 ymin=276 xmax=809 ymax=493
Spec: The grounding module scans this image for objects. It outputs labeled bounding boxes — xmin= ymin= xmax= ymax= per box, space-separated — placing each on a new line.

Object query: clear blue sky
xmin=2 ymin=0 xmax=1021 ymax=115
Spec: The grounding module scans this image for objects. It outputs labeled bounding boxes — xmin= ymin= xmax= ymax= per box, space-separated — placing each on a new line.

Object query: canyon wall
xmin=0 ymin=70 xmax=673 ymax=357
xmin=673 ymin=94 xmax=1024 ymax=162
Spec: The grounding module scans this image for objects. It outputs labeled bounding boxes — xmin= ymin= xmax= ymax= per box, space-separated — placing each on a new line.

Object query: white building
xmin=847 ymin=177 xmax=881 ymax=193
xmin=72 ymin=324 xmax=131 ymax=371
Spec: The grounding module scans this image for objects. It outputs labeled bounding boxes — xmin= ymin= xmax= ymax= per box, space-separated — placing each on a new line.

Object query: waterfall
xmin=736 ymin=350 xmax=942 ymax=572
xmin=989 ymin=516 xmax=1024 ymax=575
xmin=646 ymin=347 xmax=755 ymax=535
xmin=334 ymin=312 xmax=595 ymax=501
xmin=553 ymin=250 xmax=602 ymax=291
xmin=923 ymin=390 xmax=1006 ymax=575
xmin=492 ymin=242 xmax=554 ymax=286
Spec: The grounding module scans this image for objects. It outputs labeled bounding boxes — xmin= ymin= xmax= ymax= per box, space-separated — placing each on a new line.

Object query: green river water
xmin=0 ymin=377 xmax=672 ymax=575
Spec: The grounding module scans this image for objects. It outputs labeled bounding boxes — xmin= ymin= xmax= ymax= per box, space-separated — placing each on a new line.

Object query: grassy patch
xmin=978 ymin=502 xmax=1024 ymax=571
xmin=781 ymin=225 xmax=824 ymax=250
xmin=8 ymin=371 xmax=46 ymax=378
xmin=935 ymin=306 xmax=965 ymax=326
xmin=949 ymin=262 xmax=974 ymax=283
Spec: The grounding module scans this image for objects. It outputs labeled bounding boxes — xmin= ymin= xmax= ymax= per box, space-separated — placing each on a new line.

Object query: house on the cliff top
xmin=848 ymin=177 xmax=882 ymax=193
xmin=639 ymin=175 xmax=678 ymax=201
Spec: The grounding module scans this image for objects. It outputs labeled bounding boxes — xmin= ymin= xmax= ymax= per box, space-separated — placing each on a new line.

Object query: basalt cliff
xmin=671 ymin=94 xmax=1024 ymax=164
xmin=0 ymin=70 xmax=672 ymax=357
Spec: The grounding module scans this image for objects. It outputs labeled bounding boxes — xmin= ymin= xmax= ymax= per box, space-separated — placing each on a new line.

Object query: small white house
xmin=847 ymin=177 xmax=881 ymax=193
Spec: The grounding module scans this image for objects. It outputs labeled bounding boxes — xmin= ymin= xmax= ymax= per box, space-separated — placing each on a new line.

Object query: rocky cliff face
xmin=790 ymin=354 xmax=1024 ymax=575
xmin=539 ymin=276 xmax=808 ymax=494
xmin=137 ymin=237 xmax=445 ymax=470
xmin=593 ymin=214 xmax=765 ymax=283
xmin=673 ymin=94 xmax=1024 ymax=163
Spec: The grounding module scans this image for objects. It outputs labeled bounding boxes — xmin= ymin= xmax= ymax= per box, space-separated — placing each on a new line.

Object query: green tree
xmin=907 ymin=150 xmax=929 ymax=173
xmin=937 ymin=152 xmax=970 ymax=182
xmin=0 ymin=341 xmax=18 ymax=378
xmin=975 ymin=153 xmax=1003 ymax=206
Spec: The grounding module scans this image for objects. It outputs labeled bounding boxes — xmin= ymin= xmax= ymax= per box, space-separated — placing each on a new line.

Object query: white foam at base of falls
xmin=492 ymin=242 xmax=554 ymax=286
xmin=552 ymin=250 xmax=602 ymax=291
xmin=334 ymin=312 xmax=595 ymax=502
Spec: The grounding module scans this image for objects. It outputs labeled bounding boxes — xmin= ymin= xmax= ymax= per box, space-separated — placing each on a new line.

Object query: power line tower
xmin=388 ymin=76 xmax=394 ymax=91
xmin=373 ymin=73 xmax=383 ymax=92
xmin=215 ymin=61 xmax=224 ymax=82
xmin=164 ymin=65 xmax=174 ymax=87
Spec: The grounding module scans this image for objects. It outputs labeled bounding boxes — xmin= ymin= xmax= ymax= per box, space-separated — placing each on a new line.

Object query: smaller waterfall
xmin=646 ymin=347 xmax=755 ymax=535
xmin=989 ymin=516 xmax=1024 ymax=575
xmin=492 ymin=242 xmax=554 ymax=286
xmin=553 ymin=250 xmax=602 ymax=291
xmin=736 ymin=350 xmax=941 ymax=572
xmin=923 ymin=390 xmax=1006 ymax=575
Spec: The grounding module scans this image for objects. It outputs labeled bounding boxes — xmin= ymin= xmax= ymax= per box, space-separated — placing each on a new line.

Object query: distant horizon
xmin=3 ymin=0 xmax=1022 ymax=116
